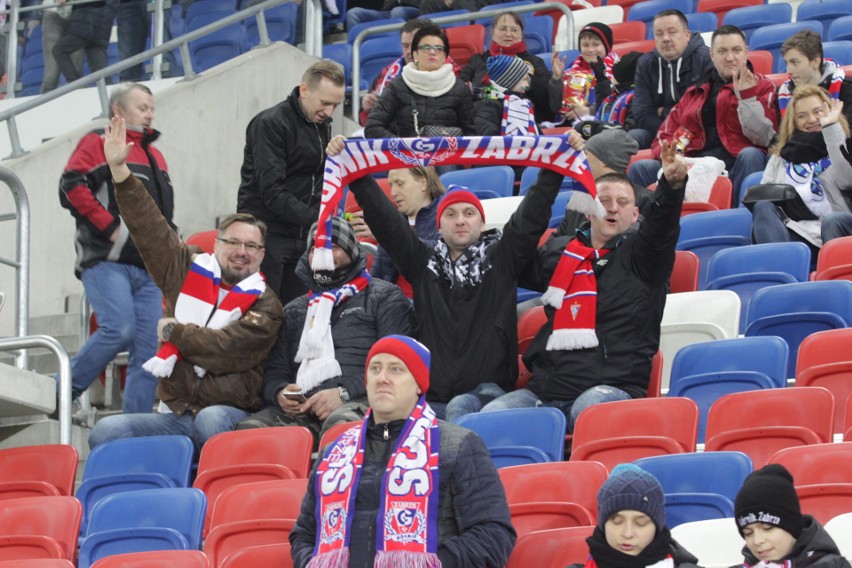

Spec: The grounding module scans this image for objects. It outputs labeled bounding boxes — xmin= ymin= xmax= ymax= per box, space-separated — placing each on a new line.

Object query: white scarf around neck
xmin=402 ymin=63 xmax=457 ymax=97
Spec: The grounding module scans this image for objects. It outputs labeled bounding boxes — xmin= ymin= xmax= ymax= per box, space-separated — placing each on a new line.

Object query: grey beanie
xmin=597 ymin=464 xmax=666 ymax=531
xmin=584 ymin=128 xmax=640 ymax=173
xmin=308 ymin=216 xmax=360 ymax=263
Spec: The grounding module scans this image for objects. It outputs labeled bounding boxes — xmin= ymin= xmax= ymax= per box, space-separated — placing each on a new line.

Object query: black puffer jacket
xmin=290 ymin=417 xmax=516 ymax=568
xmin=237 ymin=86 xmax=331 ymax=239
xmin=68 ymin=0 xmax=117 ymax=46
xmin=364 ymin=73 xmax=475 ymax=139
xmin=461 ymin=51 xmax=560 ymax=123
xmin=260 ymin=253 xmax=415 ymax=405
xmin=522 ymin=174 xmax=683 ymax=403
xmin=738 ymin=515 xmax=851 ymax=568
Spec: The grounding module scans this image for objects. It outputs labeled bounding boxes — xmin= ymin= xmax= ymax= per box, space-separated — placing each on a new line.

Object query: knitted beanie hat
xmin=308 ymin=216 xmax=359 ymax=263
xmin=366 ymin=335 xmax=431 ymax=393
xmin=585 ymin=128 xmax=640 ymax=173
xmin=734 ymin=464 xmax=804 ymax=538
xmin=486 ymin=55 xmax=531 ymax=90
xmin=597 ymin=464 xmax=666 ymax=531
xmin=579 ymin=22 xmax=613 ymax=54
xmin=436 ymin=186 xmax=485 ymax=228
xmin=613 ymin=50 xmax=643 ymax=86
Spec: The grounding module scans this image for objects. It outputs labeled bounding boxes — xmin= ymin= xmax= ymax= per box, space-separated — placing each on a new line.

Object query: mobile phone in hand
xmin=282 ymin=390 xmax=307 ymax=403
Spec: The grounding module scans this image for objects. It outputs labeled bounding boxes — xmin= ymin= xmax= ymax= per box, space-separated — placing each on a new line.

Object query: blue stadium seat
xmin=745 ymin=280 xmax=852 ymax=377
xmin=189 ymin=25 xmax=246 ymax=72
xmin=549 ymin=190 xmax=573 ymax=228
xmin=18 ymin=64 xmax=43 ymax=96
xmin=78 ymin=488 xmax=206 ymax=568
xmin=522 ymin=15 xmax=554 ymax=55
xmin=244 ymin=3 xmax=298 ymax=48
xmin=478 ymin=1 xmax=535 ymax=45
xmin=676 ymin=208 xmax=753 ymax=290
xmin=705 ymin=242 xmax=812 ymax=332
xmin=440 ymin=166 xmax=516 ymax=199
xmin=423 ymin=9 xmax=470 ymax=28
xmin=75 ymin=435 xmax=194 ymax=537
xmin=737 ymin=170 xmax=763 ymax=207
xmin=456 ymin=407 xmax=567 ymax=466
xmin=519 ymin=166 xmax=575 ymax=195
xmin=323 ymin=43 xmax=359 ymax=91
xmin=22 ymin=23 xmax=43 ymax=58
xmin=186 ymin=4 xmax=237 ymax=30
xmin=822 ymin=40 xmax=852 ymax=67
xmin=797 ymin=0 xmax=852 ymax=34
xmin=347 ymin=17 xmax=405 ymax=44
xmin=721 ymin=3 xmax=794 ymax=42
xmin=683 ymin=12 xmax=718 ymax=35
xmin=359 ymin=37 xmax=402 ymax=92
xmin=827 ymin=15 xmax=852 ymax=42
xmin=750 ymin=22 xmax=825 ymax=66
xmin=323 ymin=0 xmax=347 ymax=34
xmin=538 ymin=50 xmax=580 ymax=73
xmin=668 ymin=336 xmax=789 ymax=441
xmin=634 ymin=451 xmax=753 ymax=527
xmin=629 ymin=0 xmax=697 ymax=27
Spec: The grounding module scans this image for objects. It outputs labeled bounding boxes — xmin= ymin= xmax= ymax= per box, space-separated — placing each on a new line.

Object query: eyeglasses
xmin=418 ymin=44 xmax=446 ymax=53
xmin=495 ymin=26 xmax=522 ymax=34
xmin=217 ymin=238 xmax=264 ymax=254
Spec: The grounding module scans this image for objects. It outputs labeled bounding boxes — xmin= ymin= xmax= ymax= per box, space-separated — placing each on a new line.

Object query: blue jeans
xmin=430 ymin=382 xmax=506 ymax=423
xmin=821 ymin=212 xmax=852 ymax=242
xmin=61 ymin=262 xmax=162 ymax=414
xmin=481 ymin=385 xmax=632 ymax=432
xmin=628 ymin=128 xmax=655 ymax=150
xmin=345 ymin=6 xmax=419 ymax=29
xmin=752 ymin=201 xmax=789 ymax=244
xmin=89 ymin=405 xmax=250 ymax=451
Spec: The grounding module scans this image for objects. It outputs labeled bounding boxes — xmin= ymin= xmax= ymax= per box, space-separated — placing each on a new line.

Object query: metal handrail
xmin=0 ymin=0 xmax=312 ymax=157
xmin=0 ymin=166 xmax=29 ymax=370
xmin=350 ymin=2 xmax=575 ymax=122
xmin=0 ymin=335 xmax=71 ymax=444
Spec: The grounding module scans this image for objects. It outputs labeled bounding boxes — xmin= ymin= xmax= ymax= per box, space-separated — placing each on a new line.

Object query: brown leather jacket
xmin=115 ymin=175 xmax=284 ymax=415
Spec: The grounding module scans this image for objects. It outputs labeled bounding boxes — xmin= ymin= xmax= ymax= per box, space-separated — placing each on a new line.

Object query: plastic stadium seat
xmin=522 ymin=15 xmax=554 ymax=55
xmin=420 ymin=9 xmax=469 ymax=29
xmin=795 ymin=328 xmax=852 ymax=434
xmin=659 ymin=290 xmax=741 ymax=392
xmin=347 ymin=17 xmax=404 ymax=44
xmin=456 ymin=407 xmax=567 ymax=465
xmin=518 ymin=305 xmax=547 ymax=355
xmin=204 ymin=479 xmax=306 ymax=567
xmin=220 ymin=543 xmax=292 ymax=568
xmin=670 ymin=518 xmax=743 ymax=568
xmin=322 ymin=43 xmax=357 ymax=91
xmin=318 ymin=420 xmax=361 ymax=451
xmin=819 ymin=41 xmax=852 ymax=68
xmin=537 ymin=50 xmax=579 ymax=73
xmin=612 ymin=39 xmax=656 ymax=56
xmin=358 ymin=37 xmax=402 ymax=93
xmin=721 ymin=3 xmax=794 ymax=42
xmin=446 ymin=25 xmax=486 ymax=69
xmin=669 ymin=336 xmax=788 ymax=442
xmin=697 ymin=0 xmax=762 ymax=26
xmin=499 ymin=462 xmax=606 ymax=536
xmin=706 ymin=242 xmax=812 ymax=332
xmin=0 ymin=445 xmax=78 ymax=501
xmin=244 ymin=3 xmax=298 ymax=48
xmin=90 ymin=550 xmax=210 ymax=568
xmin=681 ymin=12 xmax=717 ymax=36
xmin=737 ymin=170 xmax=764 ymax=207
xmin=634 ymin=451 xmax=752 ymax=527
xmin=747 ymin=50 xmax=774 ymax=76
xmin=440 ymin=166 xmax=516 ymax=199
xmin=648 ymin=351 xmax=664 ymax=398
xmin=828 ymin=15 xmax=852 ymax=42
xmin=193 ymin=427 xmax=313 ymax=536
xmin=704 ymin=387 xmax=835 ymax=468
xmin=670 ymin=250 xmax=699 ymax=293
xmin=536 ymin=0 xmax=602 ymax=41
xmin=676 ymin=208 xmax=753 ymax=289
xmin=611 ymin=20 xmax=647 ymax=43
xmin=76 ymin=435 xmax=194 ymax=535
xmin=750 ymin=22 xmax=824 ymax=68
xmin=0 ymin=496 xmax=81 ymax=561
xmin=78 ymin=488 xmax=207 ymax=568
xmin=506 ymin=526 xmax=595 ymax=568
xmin=549 ymin=191 xmax=574 ymax=228
xmin=186 ymin=1 xmax=236 ymax=27
xmin=518 ymin=166 xmax=574 ymax=195
xmin=556 ymin=5 xmax=624 ymax=52
xmin=189 ymin=25 xmax=246 ymax=73
xmin=0 ymin=561 xmax=74 ymax=568
xmin=815 ymin=236 xmax=852 ymax=281
xmin=628 ymin=0 xmax=696 ymax=26
xmin=681 ymin=176 xmax=734 ymax=217
xmin=744 ymin=281 xmax=852 ymax=377
xmin=797 ymin=0 xmax=852 ymax=33
xmin=571 ymin=397 xmax=699 ymax=470
xmin=186 ymin=230 xmax=218 ymax=253
xmin=846 ymin=394 xmax=852 ymax=441
xmin=824 ymin=513 xmax=852 ymax=560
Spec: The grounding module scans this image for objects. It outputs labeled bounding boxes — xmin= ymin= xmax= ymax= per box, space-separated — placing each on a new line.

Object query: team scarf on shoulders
xmin=596 ymin=89 xmax=634 ymax=125
xmin=308 ymin=396 xmax=441 ymax=568
xmin=541 ymin=238 xmax=609 ymax=351
xmin=503 ymin=93 xmax=538 ymax=135
xmin=295 ymin=270 xmax=371 ymax=392
xmin=312 ymin=135 xmax=601 ymax=271
xmin=779 ymin=60 xmax=845 ymax=117
xmin=143 ymin=253 xmax=265 ymax=378
xmin=490 ymin=41 xmax=527 ymax=57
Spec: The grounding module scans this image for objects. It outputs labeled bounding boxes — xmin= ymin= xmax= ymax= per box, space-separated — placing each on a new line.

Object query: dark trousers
xmin=117 ymin=1 xmax=150 ymax=81
xmin=261 ymin=234 xmax=309 ymax=306
xmin=53 ymin=34 xmax=107 ymax=83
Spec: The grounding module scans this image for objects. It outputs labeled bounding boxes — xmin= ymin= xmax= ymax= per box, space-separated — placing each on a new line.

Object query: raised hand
xmin=103 ymin=116 xmax=133 ymax=183
xmin=732 ymin=63 xmax=757 ymax=93
xmin=660 ymin=139 xmax=687 ymax=188
xmin=820 ymin=99 xmax=844 ymax=127
xmin=552 ymin=52 xmax=567 ymax=80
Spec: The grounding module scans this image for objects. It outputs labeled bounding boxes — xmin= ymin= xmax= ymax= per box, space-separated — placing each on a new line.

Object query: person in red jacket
xmin=628 ymin=25 xmax=778 ymax=204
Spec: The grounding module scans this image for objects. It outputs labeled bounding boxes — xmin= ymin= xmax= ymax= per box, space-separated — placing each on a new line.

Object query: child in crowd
xmin=734 ymin=464 xmax=851 ymax=568
xmin=474 ymin=54 xmax=538 ymax=136
xmin=569 ymin=464 xmax=700 ymax=568
xmin=595 ymin=50 xmax=643 ymax=129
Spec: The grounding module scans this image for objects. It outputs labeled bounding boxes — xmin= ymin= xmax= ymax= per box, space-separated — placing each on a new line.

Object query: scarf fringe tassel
xmin=306 ymin=547 xmax=349 ymax=568
xmin=569 ymin=191 xmax=607 ymax=218
xmin=143 ymin=353 xmax=178 ymax=378
xmin=546 ymin=328 xmax=599 ymax=351
xmin=297 ymin=357 xmax=343 ymax=392
xmin=374 ymin=551 xmax=442 ymax=568
xmin=311 ymin=247 xmax=336 ymax=271
xmin=541 ymin=286 xmax=566 ymax=309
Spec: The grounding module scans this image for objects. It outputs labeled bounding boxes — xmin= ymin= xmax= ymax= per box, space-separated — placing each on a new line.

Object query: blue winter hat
xmin=597 ymin=464 xmax=666 ymax=531
xmin=486 ymin=55 xmax=530 ymax=89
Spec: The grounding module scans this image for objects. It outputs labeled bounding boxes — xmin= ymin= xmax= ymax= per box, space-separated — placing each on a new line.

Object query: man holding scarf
xmin=236 ymin=217 xmax=415 ymax=442
xmin=289 ymin=335 xmax=516 ymax=568
xmin=88 ymin=116 xmax=284 ymax=451
xmin=482 ymin=140 xmax=687 ymax=430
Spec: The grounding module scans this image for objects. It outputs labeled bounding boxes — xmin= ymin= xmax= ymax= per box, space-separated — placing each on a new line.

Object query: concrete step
xmin=0 ymin=419 xmax=93 ymax=461
xmin=30 ymin=312 xmax=82 ymax=338
xmin=0 ymin=362 xmax=56 ymax=417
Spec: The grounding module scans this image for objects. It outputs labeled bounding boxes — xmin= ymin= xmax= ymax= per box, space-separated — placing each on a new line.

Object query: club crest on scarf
xmin=311 ymin=135 xmax=602 ymax=271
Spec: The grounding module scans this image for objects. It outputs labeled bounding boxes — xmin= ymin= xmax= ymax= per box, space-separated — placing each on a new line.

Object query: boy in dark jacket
xmin=474 ymin=54 xmax=538 ymax=136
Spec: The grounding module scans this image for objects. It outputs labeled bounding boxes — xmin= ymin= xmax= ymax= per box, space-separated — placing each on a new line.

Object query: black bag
xmin=418 ymin=124 xmax=463 ymax=138
xmin=741 ymin=183 xmax=819 ymax=221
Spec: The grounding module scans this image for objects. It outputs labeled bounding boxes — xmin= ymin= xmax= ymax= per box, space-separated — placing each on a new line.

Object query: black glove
xmin=589 ymin=56 xmax=608 ymax=83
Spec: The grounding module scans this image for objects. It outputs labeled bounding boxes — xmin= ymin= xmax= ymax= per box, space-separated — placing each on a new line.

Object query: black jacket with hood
xmin=738 ymin=515 xmax=852 ymax=568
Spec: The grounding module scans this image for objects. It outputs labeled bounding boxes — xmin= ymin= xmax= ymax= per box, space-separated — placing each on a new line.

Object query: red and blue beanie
xmin=366 ymin=335 xmax=431 ymax=393
xmin=436 ymin=186 xmax=485 ymax=228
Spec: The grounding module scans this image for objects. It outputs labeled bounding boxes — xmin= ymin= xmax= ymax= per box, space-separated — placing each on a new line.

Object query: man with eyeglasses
xmin=88 ymin=116 xmax=284 ymax=452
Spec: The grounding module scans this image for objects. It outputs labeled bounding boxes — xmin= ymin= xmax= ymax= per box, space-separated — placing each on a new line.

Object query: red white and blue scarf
xmin=312 ymin=135 xmax=601 ymax=271
xmin=596 ymin=89 xmax=634 ymax=125
xmin=778 ymin=60 xmax=845 ymax=117
xmin=143 ymin=253 xmax=265 ymax=378
xmin=375 ymin=56 xmax=404 ymax=96
xmin=564 ymin=51 xmax=618 ymax=107
xmin=309 ymin=396 xmax=441 ymax=568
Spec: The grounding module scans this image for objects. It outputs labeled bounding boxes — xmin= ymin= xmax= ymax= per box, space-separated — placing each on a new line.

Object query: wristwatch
xmin=162 ymin=321 xmax=176 ymax=341
xmin=338 ymin=386 xmax=351 ymax=402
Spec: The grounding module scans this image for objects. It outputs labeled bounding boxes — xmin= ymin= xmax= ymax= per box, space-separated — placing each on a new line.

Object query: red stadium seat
xmin=506 ymin=525 xmax=595 ymax=568
xmin=0 ymin=445 xmax=78 ymax=501
xmin=611 ymin=21 xmax=647 ymax=43
xmin=318 ymin=420 xmax=361 ymax=451
xmin=815 ymin=236 xmax=852 ymax=281
xmin=0 ymin=496 xmax=81 ymax=561
xmin=186 ymin=230 xmax=218 ymax=254
xmin=90 ymin=550 xmax=210 ymax=568
xmin=795 ymin=328 xmax=852 ymax=433
xmin=220 ymin=543 xmax=293 ymax=568
xmin=670 ymin=251 xmax=699 ymax=294
xmin=697 ymin=0 xmax=763 ymax=26
xmin=446 ymin=25 xmax=486 ymax=69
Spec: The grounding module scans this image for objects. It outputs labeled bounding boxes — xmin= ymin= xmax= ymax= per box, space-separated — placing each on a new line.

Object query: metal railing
xmin=0 ymin=0 xmax=316 ymax=157
xmin=350 ymin=2 xmax=575 ymax=122
xmin=0 ymin=335 xmax=71 ymax=444
xmin=0 ymin=166 xmax=29 ymax=369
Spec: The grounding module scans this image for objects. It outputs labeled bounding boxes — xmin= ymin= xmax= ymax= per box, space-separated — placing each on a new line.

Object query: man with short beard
xmin=88 ymin=116 xmax=284 ymax=452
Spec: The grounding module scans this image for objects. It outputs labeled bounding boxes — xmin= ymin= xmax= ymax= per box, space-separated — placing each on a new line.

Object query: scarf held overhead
xmin=308 ymin=396 xmax=441 ymax=568
xmin=312 ymin=135 xmax=600 ymax=270
xmin=143 ymin=253 xmax=265 ymax=378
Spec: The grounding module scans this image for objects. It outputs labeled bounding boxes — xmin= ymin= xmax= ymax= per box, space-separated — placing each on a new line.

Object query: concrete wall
xmin=0 ymin=42 xmax=355 ymax=337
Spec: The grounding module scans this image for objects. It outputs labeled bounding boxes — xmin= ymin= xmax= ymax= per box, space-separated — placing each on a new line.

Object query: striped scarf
xmin=778 ymin=61 xmax=845 ymax=117
xmin=564 ymin=51 xmax=618 ymax=107
xmin=596 ymin=89 xmax=634 ymax=125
